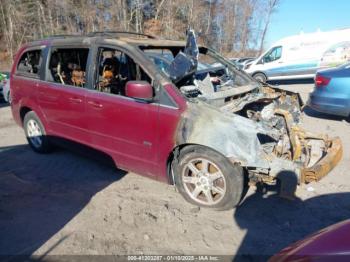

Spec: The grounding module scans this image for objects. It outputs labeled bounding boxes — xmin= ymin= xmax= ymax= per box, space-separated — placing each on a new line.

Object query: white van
xmin=244 ymin=28 xmax=350 ymax=82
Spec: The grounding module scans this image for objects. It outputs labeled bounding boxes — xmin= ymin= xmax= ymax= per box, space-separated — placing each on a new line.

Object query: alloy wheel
xmin=182 ymin=158 xmax=226 ymax=206
xmin=26 ymin=119 xmax=43 ymax=148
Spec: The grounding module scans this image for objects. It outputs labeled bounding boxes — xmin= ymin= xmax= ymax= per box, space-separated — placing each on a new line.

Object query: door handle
xmin=69 ymin=97 xmax=82 ymax=103
xmin=88 ymin=101 xmax=103 ymax=108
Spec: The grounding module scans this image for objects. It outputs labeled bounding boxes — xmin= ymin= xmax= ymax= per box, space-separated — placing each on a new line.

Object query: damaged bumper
xmin=300 ymin=137 xmax=343 ymax=183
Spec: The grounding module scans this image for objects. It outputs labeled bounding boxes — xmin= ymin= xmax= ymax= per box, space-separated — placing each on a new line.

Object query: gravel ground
xmin=0 ymin=83 xmax=350 ymax=258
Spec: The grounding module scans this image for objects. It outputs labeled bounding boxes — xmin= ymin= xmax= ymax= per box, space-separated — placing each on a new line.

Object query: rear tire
xmin=23 ymin=111 xmax=52 ymax=153
xmin=174 ymin=146 xmax=245 ymax=210
xmin=253 ymin=72 xmax=267 ymax=83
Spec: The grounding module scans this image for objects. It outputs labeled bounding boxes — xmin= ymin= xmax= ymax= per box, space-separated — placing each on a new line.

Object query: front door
xmin=261 ymin=46 xmax=284 ymax=77
xmin=86 ymin=46 xmax=159 ymax=176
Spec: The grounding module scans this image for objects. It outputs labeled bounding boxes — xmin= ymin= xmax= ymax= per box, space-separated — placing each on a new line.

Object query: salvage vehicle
xmin=10 ymin=31 xmax=342 ymax=210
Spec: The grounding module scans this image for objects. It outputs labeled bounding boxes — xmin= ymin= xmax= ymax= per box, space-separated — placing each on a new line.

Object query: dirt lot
xmin=1 ymin=83 xmax=350 ymax=258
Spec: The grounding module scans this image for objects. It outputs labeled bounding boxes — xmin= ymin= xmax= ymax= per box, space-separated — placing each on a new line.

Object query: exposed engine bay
xmin=144 ymin=30 xmax=343 ymax=197
xmin=179 ymin=73 xmax=339 ymax=182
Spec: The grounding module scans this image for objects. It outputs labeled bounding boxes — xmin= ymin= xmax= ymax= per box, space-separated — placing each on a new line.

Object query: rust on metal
xmin=301 ymin=137 xmax=343 ymax=183
xmin=274 ymin=109 xmax=302 ymax=161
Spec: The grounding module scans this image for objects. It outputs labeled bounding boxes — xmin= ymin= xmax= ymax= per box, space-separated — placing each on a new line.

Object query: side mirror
xmin=125 ymin=81 xmax=153 ymax=102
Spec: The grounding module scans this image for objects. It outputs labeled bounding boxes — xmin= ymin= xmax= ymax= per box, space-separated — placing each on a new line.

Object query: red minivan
xmin=10 ymin=31 xmax=342 ymax=210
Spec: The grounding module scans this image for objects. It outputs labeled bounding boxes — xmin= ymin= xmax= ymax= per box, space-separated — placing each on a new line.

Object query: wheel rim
xmin=27 ymin=119 xmax=43 ymax=148
xmin=182 ymin=158 xmax=226 ymax=206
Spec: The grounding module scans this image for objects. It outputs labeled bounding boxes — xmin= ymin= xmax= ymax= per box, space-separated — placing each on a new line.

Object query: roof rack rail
xmin=88 ymin=31 xmax=157 ymax=39
xmin=40 ymin=34 xmax=81 ymax=40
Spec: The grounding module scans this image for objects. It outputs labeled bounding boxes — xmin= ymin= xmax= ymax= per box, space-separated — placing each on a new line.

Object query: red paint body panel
xmin=156 ymin=83 xmax=187 ymax=182
xmin=10 ymin=43 xmax=188 ymax=183
xmin=10 ymin=46 xmax=30 ymax=126
xmin=11 ymin=77 xmax=46 ymax=126
xmin=36 ymin=82 xmax=90 ymax=144
xmin=270 ymin=219 xmax=350 ymax=262
xmin=85 ymin=90 xmax=158 ymax=176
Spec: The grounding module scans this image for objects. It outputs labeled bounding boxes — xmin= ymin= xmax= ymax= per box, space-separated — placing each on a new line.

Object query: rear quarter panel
xmin=10 ymin=45 xmax=49 ymax=129
xmin=10 ymin=45 xmax=28 ymax=126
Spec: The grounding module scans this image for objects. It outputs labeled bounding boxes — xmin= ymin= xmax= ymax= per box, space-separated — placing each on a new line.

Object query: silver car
xmin=2 ymin=78 xmax=10 ymax=103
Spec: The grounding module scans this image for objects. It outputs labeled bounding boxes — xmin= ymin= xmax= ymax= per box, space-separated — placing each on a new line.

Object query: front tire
xmin=174 ymin=146 xmax=245 ymax=210
xmin=23 ymin=111 xmax=52 ymax=153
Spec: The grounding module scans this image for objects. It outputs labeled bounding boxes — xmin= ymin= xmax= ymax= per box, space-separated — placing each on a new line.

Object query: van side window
xmin=95 ymin=47 xmax=151 ymax=96
xmin=264 ymin=46 xmax=282 ymax=63
xmin=17 ymin=50 xmax=42 ymax=77
xmin=48 ymin=48 xmax=89 ymax=87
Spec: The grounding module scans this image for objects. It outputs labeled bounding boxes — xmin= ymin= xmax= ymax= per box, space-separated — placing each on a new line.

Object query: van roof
xmin=24 ymin=32 xmax=187 ymax=48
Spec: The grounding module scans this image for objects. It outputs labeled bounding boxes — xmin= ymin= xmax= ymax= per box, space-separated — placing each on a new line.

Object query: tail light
xmin=315 ymin=74 xmax=331 ymax=87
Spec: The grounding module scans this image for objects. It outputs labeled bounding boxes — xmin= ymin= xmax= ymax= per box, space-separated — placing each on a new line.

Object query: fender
xmin=175 ymin=101 xmax=272 ymax=169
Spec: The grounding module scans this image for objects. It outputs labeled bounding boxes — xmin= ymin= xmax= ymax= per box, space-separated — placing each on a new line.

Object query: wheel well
xmin=166 ymin=143 xmax=231 ymax=185
xmin=20 ymin=107 xmax=32 ymax=124
xmin=166 ymin=143 xmax=198 ymax=185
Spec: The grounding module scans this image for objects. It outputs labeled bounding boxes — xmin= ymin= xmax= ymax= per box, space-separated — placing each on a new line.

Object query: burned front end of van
xmin=176 ymin=84 xmax=342 ymax=196
xmin=166 ymin=30 xmax=343 ymax=197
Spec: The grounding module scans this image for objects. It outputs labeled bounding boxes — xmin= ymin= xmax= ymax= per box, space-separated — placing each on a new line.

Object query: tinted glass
xmin=17 ymin=50 xmax=42 ymax=77
xmin=48 ymin=48 xmax=89 ymax=87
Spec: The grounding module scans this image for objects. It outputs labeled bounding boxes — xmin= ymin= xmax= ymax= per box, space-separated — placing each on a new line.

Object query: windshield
xmin=145 ymin=51 xmax=212 ymax=76
xmin=141 ymin=46 xmax=258 ymax=107
xmin=143 ymin=47 xmax=253 ymax=87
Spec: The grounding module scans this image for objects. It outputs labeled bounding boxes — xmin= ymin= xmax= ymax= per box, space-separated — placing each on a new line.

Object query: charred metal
xmin=166 ymin=30 xmax=343 ymax=198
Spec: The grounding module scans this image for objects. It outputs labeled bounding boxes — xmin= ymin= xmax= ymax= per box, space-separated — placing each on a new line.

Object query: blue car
xmin=308 ymin=63 xmax=350 ymax=117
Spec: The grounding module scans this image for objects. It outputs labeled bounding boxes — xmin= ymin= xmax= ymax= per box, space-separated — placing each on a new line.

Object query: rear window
xmin=17 ymin=49 xmax=42 ymax=78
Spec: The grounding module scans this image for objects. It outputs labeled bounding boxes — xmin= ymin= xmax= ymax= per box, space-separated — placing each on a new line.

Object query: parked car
xmin=0 ymin=72 xmax=9 ymax=99
xmin=270 ymin=219 xmax=350 ymax=261
xmin=307 ymin=63 xmax=350 ymax=117
xmin=245 ymin=28 xmax=350 ymax=82
xmin=236 ymin=57 xmax=255 ymax=69
xmin=10 ymin=30 xmax=342 ymax=210
xmin=3 ymin=77 xmax=11 ymax=103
